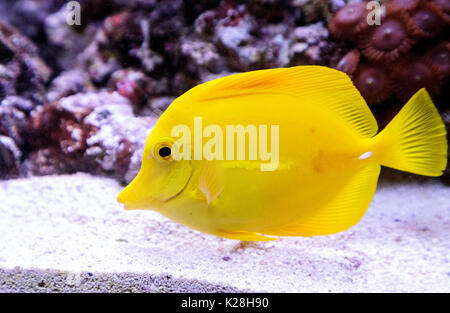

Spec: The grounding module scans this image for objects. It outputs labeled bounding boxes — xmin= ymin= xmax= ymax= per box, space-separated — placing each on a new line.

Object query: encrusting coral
xmin=328 ymin=2 xmax=371 ymax=40
xmin=392 ymin=58 xmax=442 ymax=101
xmin=358 ymin=9 xmax=416 ymax=63
xmin=329 ymin=0 xmax=449 ymax=181
xmin=409 ymin=2 xmax=446 ymax=38
xmin=389 ymin=0 xmax=421 ymax=12
xmin=330 ymin=0 xmax=449 ymax=106
xmin=353 ymin=64 xmax=392 ymax=105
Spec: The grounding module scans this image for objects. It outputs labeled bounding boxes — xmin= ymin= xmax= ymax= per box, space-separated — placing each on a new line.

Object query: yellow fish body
xmin=118 ymin=66 xmax=447 ymax=241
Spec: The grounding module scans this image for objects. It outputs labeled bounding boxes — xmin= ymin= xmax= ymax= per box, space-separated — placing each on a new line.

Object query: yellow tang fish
xmin=117 ymin=66 xmax=447 ymax=241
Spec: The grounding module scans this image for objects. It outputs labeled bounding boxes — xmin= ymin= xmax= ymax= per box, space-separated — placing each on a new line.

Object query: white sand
xmin=0 ymin=172 xmax=449 ymax=292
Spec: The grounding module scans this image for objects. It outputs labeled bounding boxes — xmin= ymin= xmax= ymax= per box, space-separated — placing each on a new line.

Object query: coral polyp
xmin=328 ymin=2 xmax=369 ymax=40
xmin=359 ymin=10 xmax=415 ymax=62
xmin=329 ymin=0 xmax=449 ymax=106
xmin=336 ymin=49 xmax=360 ymax=77
xmin=425 ymin=42 xmax=450 ymax=76
xmin=353 ymin=65 xmax=392 ymax=105
xmin=392 ymin=59 xmax=442 ymax=101
xmin=389 ymin=0 xmax=421 ymax=11
xmin=409 ymin=2 xmax=445 ymax=38
xmin=431 ymin=0 xmax=450 ymax=23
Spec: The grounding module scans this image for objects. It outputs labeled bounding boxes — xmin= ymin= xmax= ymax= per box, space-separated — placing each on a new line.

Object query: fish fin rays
xmin=185 ymin=65 xmax=378 ymax=138
xmin=372 ymin=88 xmax=447 ymax=176
xmin=262 ymin=164 xmax=381 ymax=236
xmin=198 ymin=161 xmax=224 ymax=206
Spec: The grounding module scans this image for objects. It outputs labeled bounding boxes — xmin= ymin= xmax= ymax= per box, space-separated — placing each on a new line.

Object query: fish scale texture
xmin=0 ymin=173 xmax=449 ymax=292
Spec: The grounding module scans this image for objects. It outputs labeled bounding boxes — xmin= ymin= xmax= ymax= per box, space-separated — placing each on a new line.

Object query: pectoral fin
xmin=198 ymin=161 xmax=224 ymax=206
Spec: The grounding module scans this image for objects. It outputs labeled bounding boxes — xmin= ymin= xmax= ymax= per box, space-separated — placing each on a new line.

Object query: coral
xmin=0 ymin=20 xmax=50 ymax=105
xmin=108 ymin=69 xmax=155 ymax=107
xmin=353 ymin=64 xmax=392 ymax=104
xmin=0 ymin=0 xmax=66 ymax=40
xmin=22 ymin=146 xmax=86 ymax=176
xmin=25 ymin=92 xmax=155 ymax=182
xmin=46 ymin=69 xmax=95 ymax=102
xmin=0 ymin=96 xmax=33 ymax=147
xmin=328 ymin=2 xmax=370 ymax=40
xmin=83 ymin=95 xmax=155 ymax=182
xmin=329 ymin=0 xmax=449 ymax=182
xmin=336 ymin=49 xmax=360 ymax=77
xmin=409 ymin=2 xmax=446 ymax=38
xmin=140 ymin=97 xmax=176 ymax=118
xmin=425 ymin=42 xmax=450 ymax=77
xmin=44 ymin=4 xmax=99 ymax=70
xmin=359 ymin=9 xmax=416 ymax=62
xmin=330 ymin=0 xmax=449 ymax=106
xmin=0 ymin=135 xmax=21 ymax=177
xmin=292 ymin=0 xmax=344 ymax=24
xmin=432 ymin=0 xmax=450 ymax=23
xmin=389 ymin=0 xmax=421 ymax=12
xmin=392 ymin=58 xmax=442 ymax=101
xmin=180 ymin=38 xmax=224 ymax=73
xmin=290 ymin=22 xmax=332 ymax=65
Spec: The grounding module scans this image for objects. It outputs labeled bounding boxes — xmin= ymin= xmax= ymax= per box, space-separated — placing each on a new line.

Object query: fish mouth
xmin=117 ymin=185 xmax=187 ymax=211
xmin=117 ymin=184 xmax=153 ymax=211
xmin=117 ymin=192 xmax=155 ymax=211
xmin=117 ymin=162 xmax=193 ymax=211
xmin=117 ymin=192 xmax=137 ymax=210
xmin=117 ymin=198 xmax=141 ymax=211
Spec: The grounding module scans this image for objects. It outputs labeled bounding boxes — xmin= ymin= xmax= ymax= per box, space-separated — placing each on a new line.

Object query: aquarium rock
xmin=0 ymin=0 xmax=447 ymax=182
xmin=0 ymin=20 xmax=50 ymax=105
xmin=25 ymin=92 xmax=154 ymax=182
xmin=0 ymin=135 xmax=21 ymax=178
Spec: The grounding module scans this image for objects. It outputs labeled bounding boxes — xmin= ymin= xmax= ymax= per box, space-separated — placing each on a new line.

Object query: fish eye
xmin=159 ymin=146 xmax=171 ymax=158
xmin=153 ymin=141 xmax=174 ymax=161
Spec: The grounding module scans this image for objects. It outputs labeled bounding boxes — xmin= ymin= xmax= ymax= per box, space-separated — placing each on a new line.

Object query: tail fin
xmin=372 ymin=89 xmax=447 ymax=177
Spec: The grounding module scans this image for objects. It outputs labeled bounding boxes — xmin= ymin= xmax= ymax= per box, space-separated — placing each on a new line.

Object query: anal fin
xmin=262 ymin=164 xmax=381 ymax=236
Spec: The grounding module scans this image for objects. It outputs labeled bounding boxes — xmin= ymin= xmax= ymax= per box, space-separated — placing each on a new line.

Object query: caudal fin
xmin=373 ymin=88 xmax=447 ymax=177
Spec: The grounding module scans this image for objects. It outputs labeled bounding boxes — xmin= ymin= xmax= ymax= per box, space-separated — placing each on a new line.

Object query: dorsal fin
xmin=183 ymin=66 xmax=378 ymax=138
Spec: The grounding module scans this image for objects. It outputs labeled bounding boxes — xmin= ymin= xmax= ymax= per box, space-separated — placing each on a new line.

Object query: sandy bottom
xmin=0 ymin=172 xmax=449 ymax=292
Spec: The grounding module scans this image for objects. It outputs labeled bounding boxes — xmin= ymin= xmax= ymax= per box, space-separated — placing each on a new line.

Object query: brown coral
xmin=425 ymin=42 xmax=450 ymax=76
xmin=409 ymin=2 xmax=445 ymax=38
xmin=390 ymin=0 xmax=421 ymax=11
xmin=392 ymin=58 xmax=442 ymax=101
xmin=359 ymin=10 xmax=416 ymax=62
xmin=29 ymin=101 xmax=97 ymax=154
xmin=330 ymin=0 xmax=449 ymax=109
xmin=329 ymin=0 xmax=449 ymax=148
xmin=336 ymin=49 xmax=360 ymax=77
xmin=431 ymin=0 xmax=450 ymax=23
xmin=328 ymin=2 xmax=369 ymax=40
xmin=353 ymin=65 xmax=392 ymax=105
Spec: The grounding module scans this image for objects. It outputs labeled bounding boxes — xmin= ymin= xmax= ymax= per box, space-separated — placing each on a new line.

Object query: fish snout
xmin=117 ymin=183 xmax=143 ymax=210
xmin=117 ymin=190 xmax=127 ymax=204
